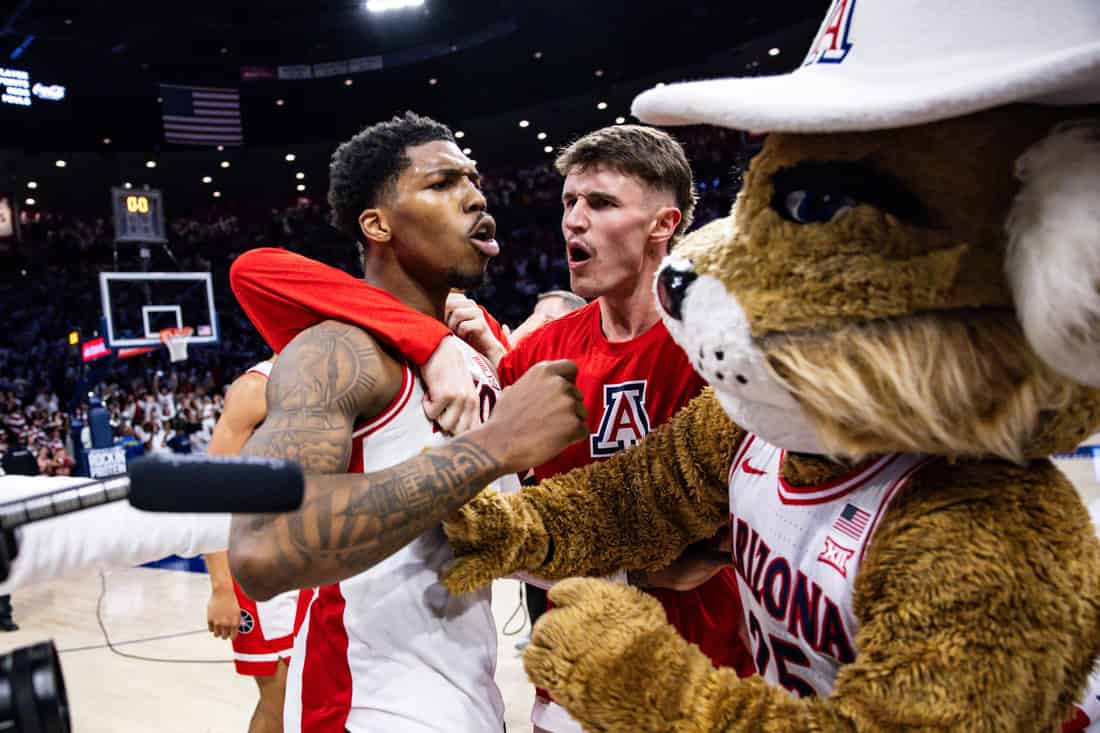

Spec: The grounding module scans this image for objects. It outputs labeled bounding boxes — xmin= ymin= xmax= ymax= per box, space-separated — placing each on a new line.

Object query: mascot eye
xmin=783 ymin=190 xmax=856 ymax=224
xmin=770 ymin=161 xmax=930 ymax=227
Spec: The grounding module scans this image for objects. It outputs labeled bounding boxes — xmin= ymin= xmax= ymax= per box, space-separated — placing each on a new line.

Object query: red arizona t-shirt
xmin=499 ymin=301 xmax=752 ymax=675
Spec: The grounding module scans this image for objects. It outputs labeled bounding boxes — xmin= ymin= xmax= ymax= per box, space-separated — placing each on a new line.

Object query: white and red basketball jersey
xmin=727 ymin=434 xmax=927 ymax=696
xmin=285 ymin=340 xmax=517 ymax=733
xmin=246 ymin=359 xmax=273 ymax=379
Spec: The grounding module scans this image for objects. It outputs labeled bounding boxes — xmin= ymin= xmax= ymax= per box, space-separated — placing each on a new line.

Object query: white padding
xmin=0 ymin=476 xmax=230 ymax=594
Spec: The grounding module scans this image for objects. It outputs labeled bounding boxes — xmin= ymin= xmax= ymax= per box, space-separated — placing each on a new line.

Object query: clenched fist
xmin=482 ymin=359 xmax=587 ymax=474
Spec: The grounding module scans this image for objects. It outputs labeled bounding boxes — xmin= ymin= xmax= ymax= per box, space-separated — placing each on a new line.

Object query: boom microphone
xmin=0 ymin=455 xmax=304 ymax=533
xmin=128 ymin=454 xmax=305 ymax=513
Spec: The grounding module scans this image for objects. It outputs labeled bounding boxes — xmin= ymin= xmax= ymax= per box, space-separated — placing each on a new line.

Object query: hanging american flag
xmin=832 ymin=503 xmax=871 ymax=541
xmin=160 ymin=84 xmax=243 ymax=147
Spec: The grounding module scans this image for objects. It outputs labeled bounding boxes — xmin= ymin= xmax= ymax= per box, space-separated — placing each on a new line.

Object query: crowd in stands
xmin=0 ymin=125 xmax=750 ymax=473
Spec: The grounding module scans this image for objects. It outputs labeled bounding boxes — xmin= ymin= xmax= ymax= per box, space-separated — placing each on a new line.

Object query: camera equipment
xmin=0 ymin=641 xmax=69 ymax=733
xmin=0 ymin=455 xmax=304 ymax=731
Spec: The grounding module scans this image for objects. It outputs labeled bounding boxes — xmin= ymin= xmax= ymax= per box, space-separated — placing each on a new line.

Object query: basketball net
xmin=159 ymin=326 xmax=193 ymax=363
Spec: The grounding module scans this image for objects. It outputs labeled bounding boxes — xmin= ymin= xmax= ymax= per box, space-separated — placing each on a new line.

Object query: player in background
xmin=204 ymin=356 xmax=305 ymax=733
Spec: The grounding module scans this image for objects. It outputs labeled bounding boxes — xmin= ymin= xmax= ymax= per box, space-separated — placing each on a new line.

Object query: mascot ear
xmin=1006 ymin=119 xmax=1100 ymax=387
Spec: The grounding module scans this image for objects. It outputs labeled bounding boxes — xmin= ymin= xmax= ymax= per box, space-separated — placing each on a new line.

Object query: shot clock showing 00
xmin=111 ymin=186 xmax=167 ymax=243
xmin=125 ymin=195 xmax=150 ymax=214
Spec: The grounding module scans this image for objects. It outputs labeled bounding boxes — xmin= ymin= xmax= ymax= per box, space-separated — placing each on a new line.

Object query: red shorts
xmin=231 ymin=579 xmax=312 ymax=676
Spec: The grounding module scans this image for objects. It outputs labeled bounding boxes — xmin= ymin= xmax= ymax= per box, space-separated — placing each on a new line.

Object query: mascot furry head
xmin=643 ymin=0 xmax=1100 ymax=465
xmin=442 ymin=0 xmax=1100 ymax=730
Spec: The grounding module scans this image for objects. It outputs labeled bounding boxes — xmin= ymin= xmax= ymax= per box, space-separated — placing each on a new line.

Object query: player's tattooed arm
xmin=228 ymin=319 xmax=505 ymax=600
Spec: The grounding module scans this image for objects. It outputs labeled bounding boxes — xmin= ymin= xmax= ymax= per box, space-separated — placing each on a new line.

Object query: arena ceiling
xmin=1 ymin=0 xmax=829 ymax=211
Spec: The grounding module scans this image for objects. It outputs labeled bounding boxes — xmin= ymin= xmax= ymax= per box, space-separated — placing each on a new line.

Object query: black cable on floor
xmin=59 ymin=628 xmax=209 ymax=654
xmin=501 ymin=581 xmax=528 ymax=637
xmin=91 ymin=571 xmax=234 ymax=664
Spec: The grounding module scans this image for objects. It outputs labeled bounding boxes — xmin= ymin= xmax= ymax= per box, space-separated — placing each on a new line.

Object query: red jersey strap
xmin=229 ymin=248 xmax=451 ymax=364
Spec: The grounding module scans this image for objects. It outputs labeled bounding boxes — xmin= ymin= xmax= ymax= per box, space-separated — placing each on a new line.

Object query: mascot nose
xmin=657 ymin=261 xmax=697 ymax=321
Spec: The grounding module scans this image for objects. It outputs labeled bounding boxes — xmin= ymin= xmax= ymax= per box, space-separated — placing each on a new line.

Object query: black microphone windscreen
xmin=128 ymin=455 xmax=304 ymax=513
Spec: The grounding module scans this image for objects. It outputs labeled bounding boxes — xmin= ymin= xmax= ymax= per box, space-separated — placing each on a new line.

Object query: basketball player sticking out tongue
xmin=227 ymin=112 xmax=587 ymax=733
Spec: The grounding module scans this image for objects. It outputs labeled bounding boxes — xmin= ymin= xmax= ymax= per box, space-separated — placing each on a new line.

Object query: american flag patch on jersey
xmin=833 ymin=503 xmax=870 ymax=540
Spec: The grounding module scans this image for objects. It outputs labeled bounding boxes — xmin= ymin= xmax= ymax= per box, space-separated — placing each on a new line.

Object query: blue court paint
xmin=141 ymin=555 xmax=209 ymax=573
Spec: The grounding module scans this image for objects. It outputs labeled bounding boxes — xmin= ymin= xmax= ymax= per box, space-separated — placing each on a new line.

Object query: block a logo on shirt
xmin=802 ymin=0 xmax=857 ymax=66
xmin=590 ymin=380 xmax=652 ymax=457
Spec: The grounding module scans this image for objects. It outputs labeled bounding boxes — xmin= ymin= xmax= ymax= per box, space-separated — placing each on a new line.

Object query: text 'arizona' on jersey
xmin=285 ymin=339 xmax=517 ymax=733
xmin=728 ymin=434 xmax=928 ymax=697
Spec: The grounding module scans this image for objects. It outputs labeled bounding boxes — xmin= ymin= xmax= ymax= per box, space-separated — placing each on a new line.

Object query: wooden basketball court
xmin=0 ymin=573 xmax=534 ymax=732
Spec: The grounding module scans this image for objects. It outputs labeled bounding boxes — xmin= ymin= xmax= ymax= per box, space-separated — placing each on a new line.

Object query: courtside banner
xmin=88 ymin=446 xmax=127 ymax=479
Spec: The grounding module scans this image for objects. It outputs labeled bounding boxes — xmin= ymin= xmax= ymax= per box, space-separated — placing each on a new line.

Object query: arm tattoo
xmin=243 ymin=321 xmax=378 ymax=474
xmin=232 ymin=436 xmax=502 ymax=596
xmin=229 ymin=319 xmax=504 ymax=596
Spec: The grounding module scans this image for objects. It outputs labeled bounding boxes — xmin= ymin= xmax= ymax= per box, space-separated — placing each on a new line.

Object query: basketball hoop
xmin=159 ymin=326 xmax=193 ymax=363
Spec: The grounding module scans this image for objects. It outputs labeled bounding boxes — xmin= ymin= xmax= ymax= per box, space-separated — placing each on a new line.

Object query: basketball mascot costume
xmin=435 ymin=0 xmax=1100 ymax=729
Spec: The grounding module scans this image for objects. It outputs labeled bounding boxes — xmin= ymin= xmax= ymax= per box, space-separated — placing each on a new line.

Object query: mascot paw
xmin=524 ymin=578 xmax=678 ymax=725
xmin=441 ymin=489 xmax=546 ymax=594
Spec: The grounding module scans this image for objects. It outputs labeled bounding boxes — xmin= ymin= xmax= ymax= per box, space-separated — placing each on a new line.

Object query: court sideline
xmin=0 ymin=573 xmax=534 ymax=732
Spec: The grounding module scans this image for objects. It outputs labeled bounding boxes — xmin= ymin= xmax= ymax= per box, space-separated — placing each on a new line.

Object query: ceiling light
xmin=543 ymin=146 xmax=553 ymax=154
xmin=597 ymin=101 xmax=608 ymax=110
xmin=344 ymin=78 xmax=353 ymax=86
xmin=285 ymin=153 xmax=296 ymax=162
xmin=768 ymin=47 xmax=781 ymax=56
xmin=213 ymin=191 xmax=221 ymax=198
xmin=518 ymin=120 xmax=529 ymax=128
xmin=455 ymin=131 xmax=465 ymax=139
xmin=55 ymin=160 xmax=66 ymax=168
xmin=24 ymin=198 xmax=35 ymax=206
xmin=145 ymin=160 xmax=156 ymax=168
xmin=102 ymin=138 xmax=111 ymax=145
xmin=202 ymin=176 xmax=212 ymax=184
xmin=615 ymin=116 xmax=626 ymax=124
xmin=220 ymin=47 xmax=228 ymax=54
xmin=594 ymin=69 xmax=604 ymax=77
xmin=295 ymin=172 xmax=305 ymax=180
xmin=533 ymin=51 xmax=543 ymax=60
xmin=462 ymin=147 xmax=471 ymax=155
xmin=365 ymin=0 xmax=425 ymax=12
xmin=428 ymin=78 xmax=438 ymax=86
xmin=275 ymin=99 xmax=285 ymax=106
xmin=217 ymin=145 xmax=224 ymax=151
xmin=123 ymin=182 xmax=132 ymax=189
xmin=297 ymin=184 xmax=306 ymax=191
xmin=536 ymin=132 xmax=547 ymax=140
xmin=156 ymin=97 xmax=163 ymax=103
xmin=26 ymin=181 xmax=37 ymax=189
xmin=220 ymin=160 xmax=230 ymax=168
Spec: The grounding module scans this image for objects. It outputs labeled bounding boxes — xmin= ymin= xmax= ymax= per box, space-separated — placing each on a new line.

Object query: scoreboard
xmin=111 ymin=187 xmax=166 ymax=243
